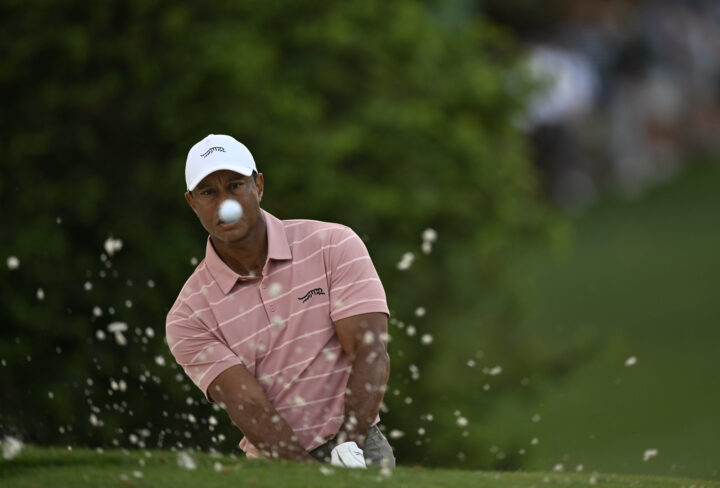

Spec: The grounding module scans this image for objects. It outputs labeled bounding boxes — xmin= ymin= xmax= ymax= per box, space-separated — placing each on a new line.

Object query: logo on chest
xmin=298 ymin=287 xmax=325 ymax=303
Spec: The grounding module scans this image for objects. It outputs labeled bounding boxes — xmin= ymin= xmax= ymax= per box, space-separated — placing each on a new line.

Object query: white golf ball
xmin=219 ymin=199 xmax=243 ymax=223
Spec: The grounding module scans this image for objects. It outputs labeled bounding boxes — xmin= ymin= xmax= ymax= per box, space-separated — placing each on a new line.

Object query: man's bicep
xmin=334 ymin=312 xmax=389 ymax=358
xmin=166 ymin=314 xmax=244 ymax=402
xmin=208 ymin=363 xmax=267 ymax=405
xmin=327 ymin=228 xmax=390 ymax=321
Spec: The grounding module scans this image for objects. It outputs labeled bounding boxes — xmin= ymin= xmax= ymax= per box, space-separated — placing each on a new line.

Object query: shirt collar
xmin=263 ymin=209 xmax=293 ymax=261
xmin=204 ymin=209 xmax=292 ymax=295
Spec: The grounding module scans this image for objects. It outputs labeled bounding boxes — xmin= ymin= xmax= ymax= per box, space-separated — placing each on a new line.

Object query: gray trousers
xmin=309 ymin=425 xmax=396 ymax=467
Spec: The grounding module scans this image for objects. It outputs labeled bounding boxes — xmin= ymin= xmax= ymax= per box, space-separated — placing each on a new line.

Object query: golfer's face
xmin=186 ymin=170 xmax=264 ymax=243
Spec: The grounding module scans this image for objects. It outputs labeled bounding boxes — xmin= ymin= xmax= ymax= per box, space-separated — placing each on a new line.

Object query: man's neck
xmin=210 ymin=214 xmax=268 ymax=277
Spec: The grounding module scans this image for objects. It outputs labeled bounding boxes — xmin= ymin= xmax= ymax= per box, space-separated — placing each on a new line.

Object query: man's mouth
xmin=218 ymin=220 xmax=239 ymax=229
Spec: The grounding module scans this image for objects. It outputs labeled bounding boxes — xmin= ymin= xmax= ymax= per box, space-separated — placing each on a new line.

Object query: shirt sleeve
xmin=165 ymin=309 xmax=243 ymax=403
xmin=327 ymin=226 xmax=390 ymax=322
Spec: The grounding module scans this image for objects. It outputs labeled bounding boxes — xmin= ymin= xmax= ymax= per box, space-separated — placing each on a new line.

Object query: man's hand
xmin=330 ymin=441 xmax=367 ymax=468
xmin=209 ymin=364 xmax=317 ymax=463
xmin=333 ymin=312 xmax=390 ymax=449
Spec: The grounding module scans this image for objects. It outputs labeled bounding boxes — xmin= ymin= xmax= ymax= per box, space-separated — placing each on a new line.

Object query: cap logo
xmin=200 ymin=146 xmax=226 ymax=158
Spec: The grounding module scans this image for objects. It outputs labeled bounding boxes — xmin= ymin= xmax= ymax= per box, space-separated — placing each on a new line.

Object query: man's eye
xmin=201 ymin=189 xmax=214 ymax=195
xmin=231 ymin=183 xmax=243 ymax=189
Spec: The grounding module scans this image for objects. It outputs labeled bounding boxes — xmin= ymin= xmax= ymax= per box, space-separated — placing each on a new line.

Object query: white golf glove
xmin=330 ymin=441 xmax=367 ymax=468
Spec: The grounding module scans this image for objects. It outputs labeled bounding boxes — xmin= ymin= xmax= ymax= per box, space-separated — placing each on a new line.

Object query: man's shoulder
xmin=280 ymin=217 xmax=356 ymax=247
xmin=167 ymin=260 xmax=213 ymax=319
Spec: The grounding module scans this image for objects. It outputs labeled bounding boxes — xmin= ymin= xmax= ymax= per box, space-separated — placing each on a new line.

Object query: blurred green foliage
xmin=0 ymin=0 xmax=570 ymax=469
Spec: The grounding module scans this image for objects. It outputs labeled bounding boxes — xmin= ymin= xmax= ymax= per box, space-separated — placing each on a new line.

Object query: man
xmin=166 ymin=134 xmax=395 ymax=468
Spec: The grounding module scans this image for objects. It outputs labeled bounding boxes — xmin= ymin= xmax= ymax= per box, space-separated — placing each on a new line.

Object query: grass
xmin=481 ymin=161 xmax=720 ymax=481
xmin=2 ymin=445 xmax=718 ymax=488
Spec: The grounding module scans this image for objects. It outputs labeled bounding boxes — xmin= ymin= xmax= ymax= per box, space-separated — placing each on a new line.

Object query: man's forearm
xmin=221 ymin=396 xmax=316 ymax=462
xmin=338 ymin=344 xmax=390 ymax=449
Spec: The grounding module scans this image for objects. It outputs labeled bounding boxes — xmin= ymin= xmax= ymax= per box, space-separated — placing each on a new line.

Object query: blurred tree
xmin=0 ymin=0 xmax=574 ymax=469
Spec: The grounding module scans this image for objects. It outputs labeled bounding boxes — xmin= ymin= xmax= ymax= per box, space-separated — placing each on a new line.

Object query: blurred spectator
xmin=505 ymin=0 xmax=720 ymax=210
xmin=525 ymin=45 xmax=600 ymax=209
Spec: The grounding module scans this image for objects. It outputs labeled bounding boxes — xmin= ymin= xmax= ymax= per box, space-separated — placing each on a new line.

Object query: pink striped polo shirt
xmin=166 ymin=209 xmax=389 ymax=457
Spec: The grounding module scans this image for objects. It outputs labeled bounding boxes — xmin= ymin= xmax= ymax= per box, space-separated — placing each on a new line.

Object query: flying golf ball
xmin=219 ymin=199 xmax=243 ymax=223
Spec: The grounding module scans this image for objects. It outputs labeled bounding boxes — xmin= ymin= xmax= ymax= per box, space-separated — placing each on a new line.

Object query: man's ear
xmin=184 ymin=191 xmax=199 ymax=216
xmin=255 ymin=173 xmax=264 ymax=203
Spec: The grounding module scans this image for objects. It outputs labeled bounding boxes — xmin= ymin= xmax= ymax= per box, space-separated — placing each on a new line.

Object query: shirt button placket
xmin=260 ymin=280 xmax=275 ymax=315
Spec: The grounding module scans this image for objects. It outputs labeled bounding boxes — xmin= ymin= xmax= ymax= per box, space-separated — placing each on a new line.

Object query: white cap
xmin=185 ymin=134 xmax=257 ymax=191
